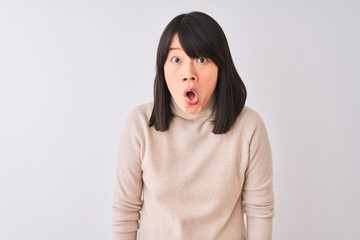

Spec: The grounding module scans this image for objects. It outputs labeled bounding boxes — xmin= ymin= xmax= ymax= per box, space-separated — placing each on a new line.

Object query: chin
xmin=184 ymin=106 xmax=202 ymax=114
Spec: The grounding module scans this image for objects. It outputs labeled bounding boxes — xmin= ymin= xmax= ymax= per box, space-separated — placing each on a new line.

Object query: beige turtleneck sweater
xmin=112 ymin=98 xmax=274 ymax=240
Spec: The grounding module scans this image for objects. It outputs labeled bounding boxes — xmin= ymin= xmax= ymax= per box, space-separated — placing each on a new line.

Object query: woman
xmin=112 ymin=11 xmax=274 ymax=240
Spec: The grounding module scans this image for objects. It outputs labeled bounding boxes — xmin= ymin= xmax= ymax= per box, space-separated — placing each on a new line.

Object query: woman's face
xmin=164 ymin=33 xmax=218 ymax=115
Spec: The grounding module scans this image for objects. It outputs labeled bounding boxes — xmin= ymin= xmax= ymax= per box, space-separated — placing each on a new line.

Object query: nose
xmin=182 ymin=61 xmax=197 ymax=81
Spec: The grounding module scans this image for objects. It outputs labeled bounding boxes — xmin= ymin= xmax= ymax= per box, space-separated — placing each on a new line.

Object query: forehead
xmin=168 ymin=31 xmax=211 ymax=60
xmin=168 ymin=34 xmax=182 ymax=49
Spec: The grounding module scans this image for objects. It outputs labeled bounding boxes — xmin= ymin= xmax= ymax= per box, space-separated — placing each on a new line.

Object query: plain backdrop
xmin=1 ymin=0 xmax=359 ymax=239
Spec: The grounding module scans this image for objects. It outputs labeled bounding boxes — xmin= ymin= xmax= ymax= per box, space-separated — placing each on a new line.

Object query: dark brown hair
xmin=149 ymin=11 xmax=247 ymax=134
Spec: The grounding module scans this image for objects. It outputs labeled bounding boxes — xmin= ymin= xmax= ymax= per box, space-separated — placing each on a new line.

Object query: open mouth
xmin=184 ymin=88 xmax=199 ymax=105
xmin=186 ymin=91 xmax=196 ymax=100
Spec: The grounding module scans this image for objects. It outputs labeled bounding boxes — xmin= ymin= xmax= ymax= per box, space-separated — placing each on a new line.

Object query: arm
xmin=112 ymin=108 xmax=143 ymax=240
xmin=242 ymin=113 xmax=275 ymax=240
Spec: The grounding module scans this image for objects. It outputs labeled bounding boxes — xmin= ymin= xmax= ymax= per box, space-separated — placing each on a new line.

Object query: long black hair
xmin=149 ymin=11 xmax=247 ymax=134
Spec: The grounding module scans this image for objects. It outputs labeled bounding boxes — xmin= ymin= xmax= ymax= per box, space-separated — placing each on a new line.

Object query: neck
xmin=170 ymin=95 xmax=215 ymax=121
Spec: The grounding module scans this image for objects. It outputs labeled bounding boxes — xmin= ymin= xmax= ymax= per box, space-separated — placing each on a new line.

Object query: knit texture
xmin=112 ymin=98 xmax=274 ymax=240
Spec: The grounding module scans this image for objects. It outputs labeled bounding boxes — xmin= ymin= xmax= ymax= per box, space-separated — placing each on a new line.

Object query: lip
xmin=184 ymin=88 xmax=199 ymax=105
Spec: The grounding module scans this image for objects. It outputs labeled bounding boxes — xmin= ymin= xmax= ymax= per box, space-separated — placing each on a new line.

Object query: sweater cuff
xmin=246 ymin=216 xmax=273 ymax=240
xmin=113 ymin=231 xmax=137 ymax=240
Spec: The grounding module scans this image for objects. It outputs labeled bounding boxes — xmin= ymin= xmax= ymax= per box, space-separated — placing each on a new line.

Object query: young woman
xmin=112 ymin=11 xmax=274 ymax=240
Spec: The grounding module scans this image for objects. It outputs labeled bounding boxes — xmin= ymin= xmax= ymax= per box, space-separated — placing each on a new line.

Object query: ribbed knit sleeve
xmin=112 ymin=107 xmax=143 ymax=240
xmin=242 ymin=111 xmax=275 ymax=240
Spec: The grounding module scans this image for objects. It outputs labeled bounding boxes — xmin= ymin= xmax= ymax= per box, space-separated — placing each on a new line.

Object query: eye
xmin=171 ymin=57 xmax=181 ymax=63
xmin=197 ymin=57 xmax=208 ymax=63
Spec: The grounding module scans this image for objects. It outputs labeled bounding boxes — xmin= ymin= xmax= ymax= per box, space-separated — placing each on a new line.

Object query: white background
xmin=1 ymin=0 xmax=359 ymax=239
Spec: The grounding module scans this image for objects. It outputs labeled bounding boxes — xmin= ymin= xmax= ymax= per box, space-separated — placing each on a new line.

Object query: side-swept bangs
xmin=149 ymin=11 xmax=247 ymax=134
xmin=177 ymin=15 xmax=225 ymax=68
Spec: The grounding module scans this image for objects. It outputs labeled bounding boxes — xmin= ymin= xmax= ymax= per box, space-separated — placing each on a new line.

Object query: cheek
xmin=164 ymin=66 xmax=172 ymax=87
xmin=164 ymin=70 xmax=180 ymax=96
xmin=210 ymin=68 xmax=219 ymax=89
xmin=164 ymin=66 xmax=182 ymax=84
xmin=202 ymin=70 xmax=218 ymax=89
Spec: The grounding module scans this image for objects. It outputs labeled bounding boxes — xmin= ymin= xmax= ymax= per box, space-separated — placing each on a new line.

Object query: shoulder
xmin=120 ymin=101 xmax=154 ymax=138
xmin=231 ymin=105 xmax=269 ymax=141
xmin=137 ymin=101 xmax=154 ymax=118
xmin=124 ymin=101 xmax=153 ymax=124
xmin=238 ymin=105 xmax=266 ymax=126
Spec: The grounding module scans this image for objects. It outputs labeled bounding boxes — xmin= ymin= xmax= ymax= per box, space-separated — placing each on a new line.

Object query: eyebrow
xmin=168 ymin=47 xmax=182 ymax=51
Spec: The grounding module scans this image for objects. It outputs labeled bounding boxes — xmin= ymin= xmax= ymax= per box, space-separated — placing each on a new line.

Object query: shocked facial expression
xmin=164 ymin=33 xmax=218 ymax=115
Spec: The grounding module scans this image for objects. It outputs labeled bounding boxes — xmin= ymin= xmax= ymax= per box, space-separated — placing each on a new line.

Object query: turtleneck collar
xmin=170 ymin=95 xmax=215 ymax=121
